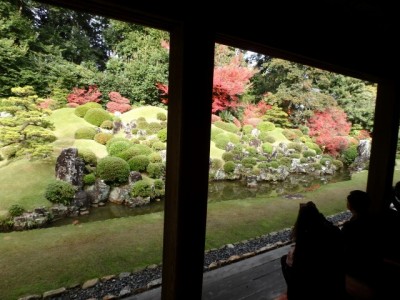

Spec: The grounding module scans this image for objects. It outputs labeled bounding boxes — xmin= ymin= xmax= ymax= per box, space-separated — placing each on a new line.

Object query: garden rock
xmin=85 ymin=180 xmax=110 ymax=205
xmin=109 ymin=185 xmax=131 ymax=205
xmin=55 ymin=148 xmax=85 ymax=189
xmin=13 ymin=210 xmax=51 ymax=231
xmin=127 ymin=196 xmax=150 ymax=207
xmin=351 ymin=139 xmax=371 ymax=172
xmin=129 ymin=171 xmax=142 ymax=184
xmin=50 ymin=204 xmax=69 ymax=220
xmin=72 ymin=190 xmax=90 ymax=208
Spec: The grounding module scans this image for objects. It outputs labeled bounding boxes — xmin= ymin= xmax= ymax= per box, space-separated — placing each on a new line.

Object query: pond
xmin=51 ymin=169 xmax=351 ymax=227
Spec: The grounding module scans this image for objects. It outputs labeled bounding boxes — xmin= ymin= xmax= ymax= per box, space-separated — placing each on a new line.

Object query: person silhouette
xmin=281 ymin=201 xmax=346 ymax=300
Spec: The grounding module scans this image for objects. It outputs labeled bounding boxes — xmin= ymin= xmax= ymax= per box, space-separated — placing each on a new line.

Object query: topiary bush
xmin=147 ymin=122 xmax=162 ymax=134
xmin=100 ymin=120 xmax=114 ymax=129
xmin=303 ymin=150 xmax=316 ymax=158
xmin=211 ymin=158 xmax=223 ymax=170
xmin=83 ymin=173 xmax=96 ymax=185
xmin=84 ymin=108 xmax=112 ymax=126
xmin=117 ymin=144 xmax=153 ymax=161
xmin=214 ymin=132 xmax=240 ymax=150
xmin=342 ymin=145 xmax=358 ymax=165
xmin=305 ymin=142 xmax=322 ymax=154
xmin=320 ymin=157 xmax=332 ymax=166
xmin=108 ymin=140 xmax=132 ymax=156
xmin=75 ymin=102 xmax=102 ymax=118
xmin=259 ymin=132 xmax=276 ymax=143
xmin=149 ymin=152 xmax=163 ymax=163
xmin=256 ymin=121 xmax=275 ymax=132
xmin=94 ymin=132 xmax=113 ymax=145
xmin=131 ymin=180 xmax=152 ymax=197
xmin=128 ymin=155 xmax=150 ymax=172
xmin=223 ymin=161 xmax=236 ymax=173
xmin=153 ymin=179 xmax=165 ymax=198
xmin=74 ymin=127 xmax=97 ymax=140
xmin=78 ymin=149 xmax=97 ymax=166
xmin=152 ymin=141 xmax=166 ymax=151
xmin=97 ymin=156 xmax=130 ymax=184
xmin=211 ymin=126 xmax=224 ymax=141
xmin=157 ymin=128 xmax=167 ymax=142
xmin=157 ymin=112 xmax=167 ymax=121
xmin=106 ymin=137 xmax=130 ymax=151
xmin=8 ymin=204 xmax=25 ymax=217
xmin=213 ymin=121 xmax=240 ymax=133
xmin=242 ymin=157 xmax=257 ymax=168
xmin=242 ymin=124 xmax=254 ymax=135
xmin=332 ymin=159 xmax=344 ymax=169
xmin=222 ymin=152 xmax=234 ymax=162
xmin=262 ymin=142 xmax=273 ymax=154
xmin=146 ymin=162 xmax=165 ymax=178
xmin=287 ymin=142 xmax=304 ymax=153
xmin=45 ymin=180 xmax=76 ymax=205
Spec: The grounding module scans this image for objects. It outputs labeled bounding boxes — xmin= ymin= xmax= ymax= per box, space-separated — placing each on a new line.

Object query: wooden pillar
xmin=367 ymin=80 xmax=399 ymax=214
xmin=161 ymin=23 xmax=215 ymax=300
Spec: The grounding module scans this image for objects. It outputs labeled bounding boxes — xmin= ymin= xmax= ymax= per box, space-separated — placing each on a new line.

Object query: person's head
xmin=347 ymin=190 xmax=370 ymax=215
xmin=291 ymin=201 xmax=324 ymax=240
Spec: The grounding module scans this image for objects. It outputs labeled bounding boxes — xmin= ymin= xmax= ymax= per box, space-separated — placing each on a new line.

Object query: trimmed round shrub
xmin=213 ymin=121 xmax=240 ymax=133
xmin=136 ymin=120 xmax=149 ymax=130
xmin=108 ymin=140 xmax=131 ymax=156
xmin=84 ymin=108 xmax=112 ymax=126
xmin=131 ymin=180 xmax=152 ymax=197
xmin=83 ymin=173 xmax=96 ymax=185
xmin=290 ymin=153 xmax=301 ymax=159
xmin=305 ymin=142 xmax=322 ymax=154
xmin=146 ymin=162 xmax=165 ymax=178
xmin=279 ymin=157 xmax=292 ymax=167
xmin=128 ymin=155 xmax=150 ymax=172
xmin=311 ymin=162 xmax=322 ymax=170
xmin=303 ymin=150 xmax=316 ymax=158
xmin=320 ymin=157 xmax=332 ymax=166
xmin=211 ymin=126 xmax=224 ymax=141
xmin=8 ymin=204 xmax=25 ymax=217
xmin=152 ymin=141 xmax=166 ymax=151
xmin=223 ymin=161 xmax=236 ymax=173
xmin=78 ymin=149 xmax=97 ymax=166
xmin=157 ymin=112 xmax=167 ymax=121
xmin=45 ymin=180 xmax=76 ymax=205
xmin=332 ymin=159 xmax=344 ymax=169
xmin=97 ymin=156 xmax=130 ymax=184
xmin=211 ymin=158 xmax=223 ymax=169
xmin=262 ymin=142 xmax=273 ymax=154
xmin=256 ymin=121 xmax=275 ymax=132
xmin=149 ymin=152 xmax=163 ymax=163
xmin=94 ymin=132 xmax=113 ymax=145
xmin=242 ymin=157 xmax=257 ymax=168
xmin=257 ymin=162 xmax=269 ymax=169
xmin=153 ymin=179 xmax=165 ymax=190
xmin=214 ymin=132 xmax=240 ymax=150
xmin=269 ymin=161 xmax=280 ymax=168
xmin=75 ymin=102 xmax=102 ymax=118
xmin=222 ymin=152 xmax=234 ymax=162
xmin=258 ymin=132 xmax=276 ymax=143
xmin=342 ymin=145 xmax=358 ymax=165
xmin=287 ymin=142 xmax=303 ymax=152
xmin=245 ymin=146 xmax=258 ymax=157
xmin=157 ymin=128 xmax=167 ymax=142
xmin=148 ymin=122 xmax=162 ymax=134
xmin=242 ymin=124 xmax=254 ymax=135
xmin=74 ymin=127 xmax=97 ymax=139
xmin=106 ymin=137 xmax=130 ymax=151
xmin=117 ymin=144 xmax=153 ymax=161
xmin=100 ymin=120 xmax=114 ymax=129
xmin=282 ymin=129 xmax=299 ymax=141
xmin=137 ymin=116 xmax=146 ymax=122
xmin=300 ymin=157 xmax=308 ymax=163
xmin=131 ymin=128 xmax=139 ymax=135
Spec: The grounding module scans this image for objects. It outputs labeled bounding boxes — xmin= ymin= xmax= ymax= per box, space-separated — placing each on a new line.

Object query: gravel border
xmin=20 ymin=211 xmax=352 ymax=300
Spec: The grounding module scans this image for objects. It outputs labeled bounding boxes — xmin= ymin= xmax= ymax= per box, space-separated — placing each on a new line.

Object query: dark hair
xmin=347 ymin=190 xmax=370 ymax=214
xmin=291 ymin=201 xmax=326 ymax=241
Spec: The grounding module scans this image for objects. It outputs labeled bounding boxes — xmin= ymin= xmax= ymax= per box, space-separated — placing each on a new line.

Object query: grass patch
xmin=120 ymin=106 xmax=167 ymax=123
xmin=0 ymin=159 xmax=53 ymax=212
xmin=73 ymin=139 xmax=108 ymax=158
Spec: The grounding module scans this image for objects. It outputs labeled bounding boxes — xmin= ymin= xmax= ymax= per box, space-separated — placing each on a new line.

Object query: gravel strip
xmin=38 ymin=211 xmax=352 ymax=300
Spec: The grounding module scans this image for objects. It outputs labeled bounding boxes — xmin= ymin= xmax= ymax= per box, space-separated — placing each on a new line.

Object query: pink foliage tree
xmin=67 ymin=85 xmax=102 ymax=107
xmin=212 ymin=55 xmax=255 ymax=114
xmin=307 ymin=107 xmax=351 ymax=156
xmin=106 ymin=92 xmax=131 ymax=113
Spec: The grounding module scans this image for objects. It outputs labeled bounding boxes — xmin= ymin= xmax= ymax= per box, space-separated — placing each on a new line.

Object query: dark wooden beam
xmin=162 ymin=23 xmax=215 ymax=300
xmin=367 ymin=80 xmax=399 ymax=213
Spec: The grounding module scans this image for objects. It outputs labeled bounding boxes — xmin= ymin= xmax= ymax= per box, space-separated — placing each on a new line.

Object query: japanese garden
xmin=0 ymin=1 xmax=396 ymax=299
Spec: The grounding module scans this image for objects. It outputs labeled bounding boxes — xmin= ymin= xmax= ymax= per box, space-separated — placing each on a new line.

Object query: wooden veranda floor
xmin=126 ymin=244 xmax=291 ymax=300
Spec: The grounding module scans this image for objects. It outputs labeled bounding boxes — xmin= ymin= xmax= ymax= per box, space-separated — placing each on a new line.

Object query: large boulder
xmin=55 ymin=148 xmax=85 ymax=190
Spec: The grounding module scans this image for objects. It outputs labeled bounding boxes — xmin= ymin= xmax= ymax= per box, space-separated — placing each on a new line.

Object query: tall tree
xmin=100 ymin=21 xmax=169 ymax=105
xmin=0 ymin=86 xmax=55 ymax=159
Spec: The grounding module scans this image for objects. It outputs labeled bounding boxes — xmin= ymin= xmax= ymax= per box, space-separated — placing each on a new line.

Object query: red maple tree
xmin=67 ymin=85 xmax=102 ymax=107
xmin=307 ymin=107 xmax=351 ymax=156
xmin=106 ymin=92 xmax=131 ymax=113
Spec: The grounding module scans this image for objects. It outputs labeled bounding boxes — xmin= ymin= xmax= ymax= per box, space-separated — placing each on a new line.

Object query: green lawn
xmin=120 ymin=105 xmax=167 ymax=123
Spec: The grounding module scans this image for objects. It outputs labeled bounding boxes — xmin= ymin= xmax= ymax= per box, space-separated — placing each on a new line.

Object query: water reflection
xmin=52 ymin=170 xmax=351 ymax=227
